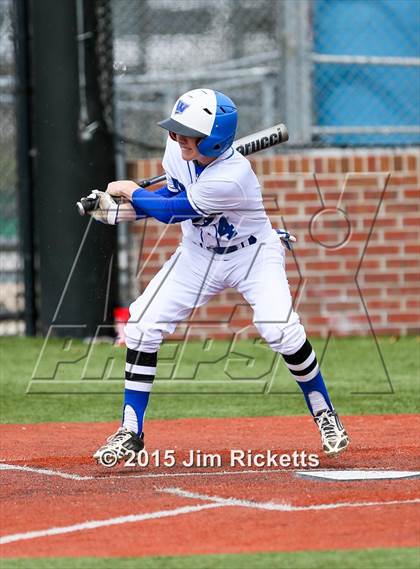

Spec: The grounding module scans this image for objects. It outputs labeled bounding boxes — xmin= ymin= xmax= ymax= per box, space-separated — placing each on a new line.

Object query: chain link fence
xmin=313 ymin=0 xmax=420 ymax=146
xmin=0 ymin=0 xmax=24 ymax=335
xmin=111 ymin=0 xmax=287 ymax=158
xmin=110 ymin=0 xmax=419 ymax=159
xmin=0 ymin=0 xmax=419 ymax=335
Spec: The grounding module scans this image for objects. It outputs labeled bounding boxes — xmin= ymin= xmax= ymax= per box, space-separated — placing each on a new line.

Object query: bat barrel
xmin=234 ymin=123 xmax=288 ymax=156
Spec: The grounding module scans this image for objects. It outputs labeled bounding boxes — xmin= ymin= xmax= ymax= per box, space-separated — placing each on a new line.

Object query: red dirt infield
xmin=0 ymin=414 xmax=419 ymax=558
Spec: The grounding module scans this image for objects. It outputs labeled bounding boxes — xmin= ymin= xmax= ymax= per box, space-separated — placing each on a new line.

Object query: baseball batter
xmin=88 ymin=89 xmax=349 ymax=466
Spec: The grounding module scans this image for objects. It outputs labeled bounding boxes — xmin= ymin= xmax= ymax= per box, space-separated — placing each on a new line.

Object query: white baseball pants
xmin=125 ymin=229 xmax=306 ymax=355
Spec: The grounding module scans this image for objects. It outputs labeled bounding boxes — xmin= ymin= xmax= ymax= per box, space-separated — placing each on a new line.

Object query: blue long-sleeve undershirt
xmin=154 ymin=186 xmax=176 ymax=198
xmin=131 ymin=186 xmax=201 ymax=224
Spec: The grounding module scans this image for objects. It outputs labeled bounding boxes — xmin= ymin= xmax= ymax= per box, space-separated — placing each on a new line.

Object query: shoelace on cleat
xmin=104 ymin=429 xmax=132 ymax=449
xmin=317 ymin=413 xmax=339 ymax=441
xmin=320 ymin=418 xmax=337 ymax=440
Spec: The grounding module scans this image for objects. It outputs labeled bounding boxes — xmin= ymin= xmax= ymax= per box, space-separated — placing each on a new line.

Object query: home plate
xmin=296 ymin=470 xmax=420 ymax=481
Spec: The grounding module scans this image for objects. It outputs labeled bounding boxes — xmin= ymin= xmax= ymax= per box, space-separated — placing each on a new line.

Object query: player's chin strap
xmin=275 ymin=229 xmax=297 ymax=251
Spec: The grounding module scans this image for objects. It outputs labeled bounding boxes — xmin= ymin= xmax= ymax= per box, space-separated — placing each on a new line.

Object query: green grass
xmin=1 ymin=339 xmax=419 ymax=568
xmin=1 ymin=336 xmax=419 ymax=423
xmin=1 ymin=548 xmax=419 ymax=569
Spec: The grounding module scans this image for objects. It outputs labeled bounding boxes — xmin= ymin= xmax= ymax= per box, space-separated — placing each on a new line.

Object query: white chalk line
xmin=3 ymin=462 xmax=420 ymax=482
xmin=160 ymin=486 xmax=420 ymax=513
xmin=104 ymin=467 xmax=304 ymax=480
xmin=0 ymin=502 xmax=223 ymax=545
xmin=0 ymin=463 xmax=307 ymax=481
xmin=0 ymin=463 xmax=93 ymax=481
xmin=3 ymin=484 xmax=418 ymax=546
xmin=0 ymin=463 xmax=346 ymax=481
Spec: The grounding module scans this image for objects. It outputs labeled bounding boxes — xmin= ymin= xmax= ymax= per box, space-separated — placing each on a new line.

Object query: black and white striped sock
xmin=125 ymin=348 xmax=157 ymax=390
xmin=282 ymin=339 xmax=319 ymax=382
xmin=123 ymin=348 xmax=157 ymax=434
xmin=282 ymin=339 xmax=332 ymax=415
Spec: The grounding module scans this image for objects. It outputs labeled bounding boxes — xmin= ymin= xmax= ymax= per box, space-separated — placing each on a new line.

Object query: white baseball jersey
xmin=162 ymin=137 xmax=273 ymax=248
xmin=126 ymin=136 xmax=305 ymax=357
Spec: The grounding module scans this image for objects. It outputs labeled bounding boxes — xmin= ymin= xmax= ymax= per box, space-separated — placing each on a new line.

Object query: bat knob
xmin=76 ymin=201 xmax=86 ymax=216
xmin=76 ymin=191 xmax=100 ymax=216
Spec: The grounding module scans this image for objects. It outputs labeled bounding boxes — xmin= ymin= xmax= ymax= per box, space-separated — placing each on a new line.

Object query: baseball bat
xmin=76 ymin=122 xmax=288 ymax=215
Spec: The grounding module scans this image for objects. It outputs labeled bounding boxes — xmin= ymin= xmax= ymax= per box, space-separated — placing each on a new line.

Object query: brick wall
xmin=126 ymin=148 xmax=420 ymax=338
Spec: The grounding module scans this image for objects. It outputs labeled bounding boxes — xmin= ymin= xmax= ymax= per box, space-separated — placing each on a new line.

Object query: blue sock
xmin=123 ymin=390 xmax=150 ymax=436
xmin=283 ymin=339 xmax=333 ymax=416
xmin=122 ymin=348 xmax=157 ymax=435
xmin=295 ymin=370 xmax=333 ymax=416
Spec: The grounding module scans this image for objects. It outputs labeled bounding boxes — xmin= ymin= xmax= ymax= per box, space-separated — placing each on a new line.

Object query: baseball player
xmin=88 ymin=89 xmax=349 ymax=466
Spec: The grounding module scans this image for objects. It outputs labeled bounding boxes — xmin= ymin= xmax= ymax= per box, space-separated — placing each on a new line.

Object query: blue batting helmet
xmin=158 ymin=88 xmax=238 ymax=157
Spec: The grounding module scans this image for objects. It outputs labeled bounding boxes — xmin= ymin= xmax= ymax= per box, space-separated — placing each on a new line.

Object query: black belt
xmin=200 ymin=235 xmax=257 ymax=255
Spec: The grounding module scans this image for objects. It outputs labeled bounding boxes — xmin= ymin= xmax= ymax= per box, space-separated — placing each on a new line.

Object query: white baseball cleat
xmin=314 ymin=410 xmax=350 ymax=457
xmin=93 ymin=427 xmax=144 ymax=468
